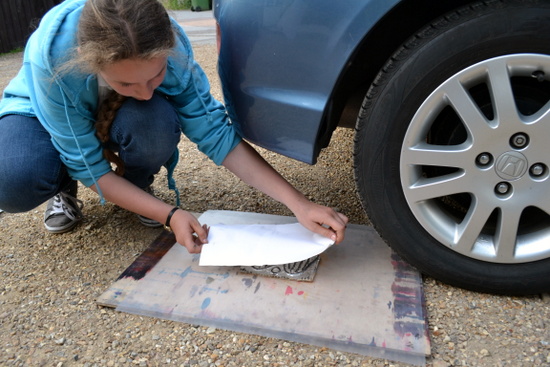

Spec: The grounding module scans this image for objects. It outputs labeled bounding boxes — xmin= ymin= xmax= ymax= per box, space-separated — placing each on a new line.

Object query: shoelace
xmin=49 ymin=192 xmax=84 ymax=221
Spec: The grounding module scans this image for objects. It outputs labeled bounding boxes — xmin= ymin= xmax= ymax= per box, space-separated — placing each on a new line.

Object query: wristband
xmin=164 ymin=207 xmax=180 ymax=232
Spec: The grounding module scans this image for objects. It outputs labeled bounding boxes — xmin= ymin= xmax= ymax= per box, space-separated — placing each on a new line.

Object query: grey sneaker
xmin=44 ymin=184 xmax=84 ymax=234
xmin=137 ymin=186 xmax=162 ymax=228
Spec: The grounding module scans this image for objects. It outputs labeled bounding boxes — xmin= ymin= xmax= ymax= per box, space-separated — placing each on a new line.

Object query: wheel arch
xmin=315 ymin=0 xmax=475 ymax=152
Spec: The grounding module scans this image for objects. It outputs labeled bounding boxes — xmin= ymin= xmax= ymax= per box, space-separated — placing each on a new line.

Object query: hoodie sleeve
xmin=169 ymin=59 xmax=242 ymax=166
xmin=24 ymin=60 xmax=112 ymax=188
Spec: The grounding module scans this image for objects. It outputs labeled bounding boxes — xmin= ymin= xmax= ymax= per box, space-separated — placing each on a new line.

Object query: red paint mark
xmin=285 ymin=287 xmax=305 ymax=296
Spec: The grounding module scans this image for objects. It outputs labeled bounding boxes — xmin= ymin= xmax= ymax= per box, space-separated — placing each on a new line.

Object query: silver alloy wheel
xmin=400 ymin=53 xmax=550 ymax=264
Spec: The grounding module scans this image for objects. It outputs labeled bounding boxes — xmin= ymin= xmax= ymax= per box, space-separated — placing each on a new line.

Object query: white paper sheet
xmin=199 ymin=223 xmax=334 ymax=266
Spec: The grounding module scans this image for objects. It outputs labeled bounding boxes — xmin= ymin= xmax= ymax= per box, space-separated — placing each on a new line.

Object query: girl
xmin=0 ymin=0 xmax=347 ymax=254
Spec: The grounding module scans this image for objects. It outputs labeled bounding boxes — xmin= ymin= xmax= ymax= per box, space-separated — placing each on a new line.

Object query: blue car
xmin=214 ymin=0 xmax=550 ymax=295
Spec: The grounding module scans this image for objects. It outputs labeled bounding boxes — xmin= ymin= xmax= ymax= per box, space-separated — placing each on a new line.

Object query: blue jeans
xmin=0 ymin=93 xmax=181 ymax=213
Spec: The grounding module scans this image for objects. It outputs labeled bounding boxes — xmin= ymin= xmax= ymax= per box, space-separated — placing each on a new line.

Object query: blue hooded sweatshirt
xmin=0 ymin=0 xmax=241 ymax=203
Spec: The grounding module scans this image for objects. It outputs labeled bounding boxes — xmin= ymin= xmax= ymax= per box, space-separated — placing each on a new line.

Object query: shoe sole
xmin=44 ymin=221 xmax=79 ymax=234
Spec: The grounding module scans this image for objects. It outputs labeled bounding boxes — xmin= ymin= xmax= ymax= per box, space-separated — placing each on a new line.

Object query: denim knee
xmin=108 ymin=93 xmax=181 ymax=188
xmin=0 ymin=115 xmax=71 ymax=212
xmin=0 ymin=164 xmax=65 ymax=213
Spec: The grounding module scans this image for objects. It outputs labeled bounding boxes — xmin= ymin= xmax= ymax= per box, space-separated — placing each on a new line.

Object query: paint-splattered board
xmin=97 ymin=210 xmax=430 ymax=366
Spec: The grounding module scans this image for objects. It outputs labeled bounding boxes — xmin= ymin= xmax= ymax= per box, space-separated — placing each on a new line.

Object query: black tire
xmin=354 ymin=0 xmax=550 ymax=295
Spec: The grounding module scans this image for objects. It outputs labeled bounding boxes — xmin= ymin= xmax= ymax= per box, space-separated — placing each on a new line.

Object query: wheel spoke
xmin=403 ymin=144 xmax=470 ymax=167
xmin=453 ymin=198 xmax=494 ymax=252
xmin=535 ymin=195 xmax=550 ymax=217
xmin=494 ymin=209 xmax=522 ymax=262
xmin=527 ymin=100 xmax=550 ymax=128
xmin=444 ymin=78 xmax=495 ymax=138
xmin=407 ymin=172 xmax=466 ymax=202
xmin=487 ymin=60 xmax=523 ymax=128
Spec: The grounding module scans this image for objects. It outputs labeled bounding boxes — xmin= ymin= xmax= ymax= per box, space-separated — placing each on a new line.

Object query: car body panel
xmin=215 ymin=0 xmax=401 ymax=163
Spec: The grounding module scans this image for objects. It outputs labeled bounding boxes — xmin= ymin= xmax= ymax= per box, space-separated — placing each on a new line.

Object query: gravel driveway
xmin=1 ymin=44 xmax=549 ymax=367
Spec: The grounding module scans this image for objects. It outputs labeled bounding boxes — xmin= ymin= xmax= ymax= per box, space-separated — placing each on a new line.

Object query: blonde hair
xmin=77 ymin=0 xmax=175 ymax=72
xmin=76 ymin=0 xmax=176 ymax=174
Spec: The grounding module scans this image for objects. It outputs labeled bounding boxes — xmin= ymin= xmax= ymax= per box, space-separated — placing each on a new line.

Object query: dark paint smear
xmin=390 ymin=253 xmax=419 ymax=280
xmin=118 ymin=230 xmax=175 ymax=281
xmin=393 ymin=296 xmax=423 ymax=320
xmin=393 ymin=321 xmax=424 ymax=339
xmin=391 ymin=283 xmax=420 ymax=297
xmin=390 ymin=252 xmax=427 ymax=338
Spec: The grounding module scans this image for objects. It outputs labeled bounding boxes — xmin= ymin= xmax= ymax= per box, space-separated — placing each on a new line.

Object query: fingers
xmin=170 ymin=210 xmax=210 ymax=254
xmin=337 ymin=212 xmax=349 ymax=225
xmin=314 ymin=209 xmax=349 ymax=244
xmin=293 ymin=201 xmax=349 ymax=244
xmin=334 ymin=212 xmax=349 ymax=244
xmin=182 ymin=223 xmax=210 ymax=254
xmin=191 ymin=222 xmax=209 ymax=244
xmin=325 ymin=216 xmax=348 ymax=244
xmin=315 ymin=224 xmax=339 ymax=243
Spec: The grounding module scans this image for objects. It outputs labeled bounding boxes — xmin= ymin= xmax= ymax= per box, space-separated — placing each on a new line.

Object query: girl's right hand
xmin=170 ymin=209 xmax=209 ymax=254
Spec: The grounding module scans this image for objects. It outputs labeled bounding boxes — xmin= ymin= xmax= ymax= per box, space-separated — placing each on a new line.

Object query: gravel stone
xmin=2 ymin=43 xmax=550 ymax=367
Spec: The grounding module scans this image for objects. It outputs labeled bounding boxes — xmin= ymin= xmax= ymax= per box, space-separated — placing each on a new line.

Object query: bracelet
xmin=164 ymin=207 xmax=180 ymax=232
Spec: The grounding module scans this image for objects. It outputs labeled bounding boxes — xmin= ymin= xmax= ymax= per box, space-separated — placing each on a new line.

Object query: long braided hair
xmin=76 ymin=0 xmax=175 ymax=174
xmin=95 ymin=90 xmax=127 ymax=175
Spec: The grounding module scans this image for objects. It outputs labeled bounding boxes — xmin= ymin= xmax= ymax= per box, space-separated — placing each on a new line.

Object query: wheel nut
xmin=532 ymin=70 xmax=546 ymax=82
xmin=496 ymin=182 xmax=510 ymax=195
xmin=510 ymin=133 xmax=529 ymax=149
xmin=531 ymin=164 xmax=545 ymax=177
xmin=477 ymin=153 xmax=491 ymax=166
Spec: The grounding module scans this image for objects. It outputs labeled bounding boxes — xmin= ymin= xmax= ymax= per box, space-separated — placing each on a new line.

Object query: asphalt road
xmin=172 ymin=10 xmax=216 ymax=45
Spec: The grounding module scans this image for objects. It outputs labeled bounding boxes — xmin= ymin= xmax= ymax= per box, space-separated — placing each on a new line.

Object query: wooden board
xmin=97 ymin=210 xmax=430 ymax=366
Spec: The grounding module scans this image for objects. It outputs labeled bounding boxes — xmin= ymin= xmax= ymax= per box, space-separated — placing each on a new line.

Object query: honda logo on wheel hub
xmin=495 ymin=151 xmax=528 ymax=181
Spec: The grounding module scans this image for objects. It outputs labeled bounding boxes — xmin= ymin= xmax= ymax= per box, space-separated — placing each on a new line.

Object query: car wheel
xmin=354 ymin=0 xmax=550 ymax=294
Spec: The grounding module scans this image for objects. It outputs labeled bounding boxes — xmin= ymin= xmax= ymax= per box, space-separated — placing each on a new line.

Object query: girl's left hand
xmin=292 ymin=200 xmax=348 ymax=244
